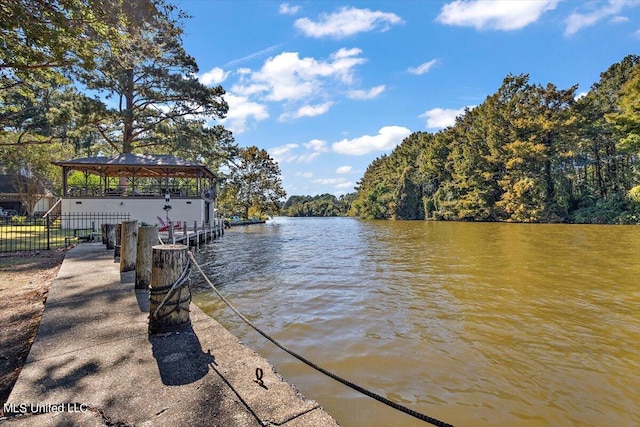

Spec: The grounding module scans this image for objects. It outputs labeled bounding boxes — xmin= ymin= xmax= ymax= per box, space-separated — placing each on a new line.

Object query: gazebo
xmin=53 ymin=154 xmax=218 ymax=228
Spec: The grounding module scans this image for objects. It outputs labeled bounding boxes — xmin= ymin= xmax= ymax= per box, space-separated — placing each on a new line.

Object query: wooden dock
xmin=159 ymin=220 xmax=225 ymax=247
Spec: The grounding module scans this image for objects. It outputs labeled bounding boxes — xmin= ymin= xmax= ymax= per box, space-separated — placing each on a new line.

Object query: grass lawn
xmin=0 ymin=224 xmax=78 ymax=252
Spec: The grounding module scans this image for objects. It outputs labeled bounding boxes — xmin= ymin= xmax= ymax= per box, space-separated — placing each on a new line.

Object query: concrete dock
xmin=4 ymin=242 xmax=338 ymax=426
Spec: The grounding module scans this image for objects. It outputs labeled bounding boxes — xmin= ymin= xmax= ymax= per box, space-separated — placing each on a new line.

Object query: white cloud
xmin=279 ymin=102 xmax=333 ymax=121
xmin=329 ymin=48 xmax=367 ymax=84
xmin=419 ymin=107 xmax=470 ymax=129
xmin=222 ymin=93 xmax=269 ymax=134
xmin=270 ymin=143 xmax=300 ymax=164
xmin=294 ymin=6 xmax=403 ymax=39
xmin=296 ymin=172 xmax=313 ymax=178
xmin=199 ymin=67 xmax=230 ymax=85
xmin=565 ymin=0 xmax=639 ymax=36
xmin=279 ymin=3 xmax=300 ymax=15
xmin=231 ymin=48 xmax=374 ymax=121
xmin=336 ymin=166 xmax=352 ymax=174
xmin=297 ymin=152 xmax=321 ymax=163
xmin=304 ymin=139 xmax=329 ymax=152
xmin=312 ymin=177 xmax=355 ymax=189
xmin=610 ymin=15 xmax=630 ymax=23
xmin=271 ymin=139 xmax=328 ymax=164
xmin=233 ymin=49 xmax=366 ymax=103
xmin=332 ymin=126 xmax=412 ymax=155
xmin=575 ymin=91 xmax=588 ymax=100
xmin=408 ymin=59 xmax=438 ymax=75
xmin=348 ymin=85 xmax=385 ymax=100
xmin=437 ymin=0 xmax=559 ymax=31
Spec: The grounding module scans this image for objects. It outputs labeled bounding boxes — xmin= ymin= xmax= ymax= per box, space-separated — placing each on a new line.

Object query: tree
xmin=0 ymin=0 xmax=119 ymax=76
xmin=607 ymin=61 xmax=640 ymax=155
xmin=568 ymin=54 xmax=640 ymax=223
xmin=75 ymin=0 xmax=229 ymax=155
xmin=350 ymin=155 xmax=395 ymax=219
xmin=283 ymin=193 xmax=354 ymax=217
xmin=223 ymin=146 xmax=286 ymax=219
xmin=481 ymin=74 xmax=577 ymax=222
xmin=153 ymin=120 xmax=239 ymax=172
xmin=351 ymin=59 xmax=639 ymax=224
xmin=1 ymin=0 xmax=124 ymax=146
xmin=351 ymin=132 xmax=430 ymax=220
xmin=0 ymin=139 xmax=72 ymax=215
xmin=416 ymin=131 xmax=451 ymax=219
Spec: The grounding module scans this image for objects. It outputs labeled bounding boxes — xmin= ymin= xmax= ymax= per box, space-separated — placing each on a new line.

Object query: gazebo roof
xmin=53 ymin=154 xmax=216 ymax=179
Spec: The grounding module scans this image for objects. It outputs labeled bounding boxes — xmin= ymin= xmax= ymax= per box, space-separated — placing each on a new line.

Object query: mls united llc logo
xmin=3 ymin=402 xmax=89 ymax=415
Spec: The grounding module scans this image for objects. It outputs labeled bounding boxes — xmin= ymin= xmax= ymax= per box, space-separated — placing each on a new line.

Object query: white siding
xmin=61 ymin=198 xmax=211 ymax=229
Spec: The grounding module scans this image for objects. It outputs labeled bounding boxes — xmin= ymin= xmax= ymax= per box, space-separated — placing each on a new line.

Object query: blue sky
xmin=175 ymin=0 xmax=640 ymax=198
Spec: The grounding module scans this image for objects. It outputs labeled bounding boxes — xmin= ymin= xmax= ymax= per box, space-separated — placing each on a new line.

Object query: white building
xmin=53 ymin=154 xmax=218 ymax=229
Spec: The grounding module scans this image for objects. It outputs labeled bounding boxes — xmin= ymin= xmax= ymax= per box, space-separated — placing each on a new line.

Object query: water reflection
xmin=193 ymin=218 xmax=640 ymax=427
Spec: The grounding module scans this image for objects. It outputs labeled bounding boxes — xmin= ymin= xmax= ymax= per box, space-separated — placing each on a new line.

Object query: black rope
xmin=151 ymin=257 xmax=191 ymax=320
xmin=188 ymin=252 xmax=457 ymax=427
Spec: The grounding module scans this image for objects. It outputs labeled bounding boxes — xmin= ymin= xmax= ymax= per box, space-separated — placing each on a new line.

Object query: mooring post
xmin=120 ymin=220 xmax=139 ymax=272
xmin=149 ymin=244 xmax=191 ymax=335
xmin=193 ymin=221 xmax=199 ymax=249
xmin=114 ymin=223 xmax=122 ymax=259
xmin=105 ymin=223 xmax=116 ymax=250
xmin=135 ymin=225 xmax=158 ymax=290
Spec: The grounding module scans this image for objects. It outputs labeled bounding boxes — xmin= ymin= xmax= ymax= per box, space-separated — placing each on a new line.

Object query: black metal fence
xmin=0 ymin=212 xmax=130 ymax=253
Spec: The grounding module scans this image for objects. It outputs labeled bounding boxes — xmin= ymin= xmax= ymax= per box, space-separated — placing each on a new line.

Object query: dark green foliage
xmin=354 ymin=56 xmax=640 ymax=224
xmin=284 ymin=193 xmax=354 ymax=217
xmin=219 ymin=146 xmax=286 ymax=219
xmin=2 ymin=0 xmax=243 ymax=213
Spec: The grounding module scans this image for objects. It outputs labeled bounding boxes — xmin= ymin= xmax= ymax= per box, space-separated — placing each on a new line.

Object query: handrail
xmin=42 ymin=198 xmax=62 ymax=219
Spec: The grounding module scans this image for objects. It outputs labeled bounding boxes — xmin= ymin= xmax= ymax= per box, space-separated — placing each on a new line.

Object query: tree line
xmin=1 ymin=0 xmax=284 ymax=217
xmin=283 ymin=193 xmax=355 ymax=217
xmin=350 ymin=55 xmax=640 ymax=224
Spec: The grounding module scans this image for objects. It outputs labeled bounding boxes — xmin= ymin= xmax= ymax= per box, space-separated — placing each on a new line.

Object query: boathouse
xmin=53 ymin=154 xmax=218 ymax=228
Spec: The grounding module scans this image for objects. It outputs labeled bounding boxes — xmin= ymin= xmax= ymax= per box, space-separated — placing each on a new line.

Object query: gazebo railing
xmin=67 ymin=185 xmax=202 ymax=198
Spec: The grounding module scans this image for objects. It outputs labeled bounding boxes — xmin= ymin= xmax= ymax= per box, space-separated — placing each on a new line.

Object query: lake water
xmin=192 ymin=217 xmax=640 ymax=427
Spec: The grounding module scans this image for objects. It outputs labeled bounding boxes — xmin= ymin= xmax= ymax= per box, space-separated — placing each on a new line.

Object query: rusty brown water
xmin=193 ymin=217 xmax=640 ymax=427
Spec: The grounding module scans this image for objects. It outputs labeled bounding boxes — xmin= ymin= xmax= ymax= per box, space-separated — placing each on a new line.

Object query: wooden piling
xmin=114 ymin=223 xmax=122 ymax=259
xmin=120 ymin=220 xmax=139 ymax=272
xmin=193 ymin=221 xmax=198 ymax=249
xmin=135 ymin=225 xmax=157 ymax=290
xmin=104 ymin=223 xmax=116 ymax=250
xmin=149 ymin=244 xmax=191 ymax=334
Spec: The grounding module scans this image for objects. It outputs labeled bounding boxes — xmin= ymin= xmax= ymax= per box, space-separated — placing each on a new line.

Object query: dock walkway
xmin=5 ymin=242 xmax=338 ymax=426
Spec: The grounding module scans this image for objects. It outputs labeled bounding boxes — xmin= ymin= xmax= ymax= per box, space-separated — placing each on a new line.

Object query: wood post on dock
xmin=104 ymin=223 xmax=116 ymax=250
xmin=149 ymin=244 xmax=191 ymax=334
xmin=114 ymin=223 xmax=122 ymax=259
xmin=119 ymin=220 xmax=138 ymax=272
xmin=135 ymin=225 xmax=157 ymax=289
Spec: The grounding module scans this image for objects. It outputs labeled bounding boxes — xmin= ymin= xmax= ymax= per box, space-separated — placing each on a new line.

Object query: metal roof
xmin=52 ymin=154 xmax=216 ymax=179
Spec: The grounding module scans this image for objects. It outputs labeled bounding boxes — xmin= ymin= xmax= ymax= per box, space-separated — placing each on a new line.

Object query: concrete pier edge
xmin=5 ymin=242 xmax=338 ymax=426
